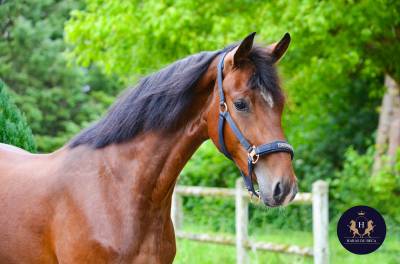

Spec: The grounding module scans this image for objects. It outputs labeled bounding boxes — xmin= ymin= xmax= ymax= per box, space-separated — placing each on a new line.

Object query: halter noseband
xmin=216 ymin=52 xmax=294 ymax=198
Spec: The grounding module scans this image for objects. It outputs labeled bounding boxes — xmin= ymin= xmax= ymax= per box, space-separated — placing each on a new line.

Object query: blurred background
xmin=0 ymin=0 xmax=399 ymax=263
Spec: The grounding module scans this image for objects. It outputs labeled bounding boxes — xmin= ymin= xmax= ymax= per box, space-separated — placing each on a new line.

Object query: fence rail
xmin=175 ymin=231 xmax=313 ymax=256
xmin=172 ymin=179 xmax=329 ymax=264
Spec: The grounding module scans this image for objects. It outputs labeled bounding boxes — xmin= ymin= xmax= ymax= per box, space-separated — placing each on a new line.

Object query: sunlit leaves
xmin=65 ymin=0 xmax=399 ymax=180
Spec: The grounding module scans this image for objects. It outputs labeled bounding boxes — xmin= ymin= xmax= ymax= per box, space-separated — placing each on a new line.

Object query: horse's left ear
xmin=232 ymin=32 xmax=256 ymax=66
xmin=268 ymin=33 xmax=291 ymax=63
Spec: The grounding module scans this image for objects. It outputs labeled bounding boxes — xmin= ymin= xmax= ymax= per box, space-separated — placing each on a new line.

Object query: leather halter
xmin=216 ymin=52 xmax=294 ymax=198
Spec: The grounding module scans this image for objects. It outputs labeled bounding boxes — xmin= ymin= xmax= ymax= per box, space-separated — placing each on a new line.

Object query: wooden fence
xmin=172 ymin=179 xmax=329 ymax=264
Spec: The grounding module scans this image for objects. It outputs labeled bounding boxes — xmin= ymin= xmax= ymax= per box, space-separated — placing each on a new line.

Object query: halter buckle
xmin=248 ymin=146 xmax=259 ymax=164
xmin=248 ymin=190 xmax=261 ymax=204
xmin=219 ymin=102 xmax=228 ymax=113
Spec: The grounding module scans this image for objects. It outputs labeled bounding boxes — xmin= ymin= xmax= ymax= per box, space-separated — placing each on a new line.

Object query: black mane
xmin=69 ymin=45 xmax=282 ymax=149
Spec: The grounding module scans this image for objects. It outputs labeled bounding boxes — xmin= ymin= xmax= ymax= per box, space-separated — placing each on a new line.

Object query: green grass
xmin=174 ymin=224 xmax=400 ymax=264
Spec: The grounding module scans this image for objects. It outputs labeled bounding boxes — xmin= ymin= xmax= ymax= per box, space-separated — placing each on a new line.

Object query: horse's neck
xmin=98 ymin=67 xmax=217 ymax=206
xmin=111 ymin=127 xmax=207 ymax=203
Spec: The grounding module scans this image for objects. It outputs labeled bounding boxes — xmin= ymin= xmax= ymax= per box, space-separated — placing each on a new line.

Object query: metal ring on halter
xmin=219 ymin=102 xmax=228 ymax=113
xmin=249 ymin=191 xmax=261 ymax=202
xmin=248 ymin=146 xmax=259 ymax=164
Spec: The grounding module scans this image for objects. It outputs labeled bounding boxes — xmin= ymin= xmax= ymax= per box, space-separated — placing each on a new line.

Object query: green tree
xmin=0 ymin=80 xmax=36 ymax=152
xmin=0 ymin=0 xmax=121 ymax=152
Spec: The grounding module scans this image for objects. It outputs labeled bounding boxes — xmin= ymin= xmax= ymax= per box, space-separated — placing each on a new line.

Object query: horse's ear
xmin=232 ymin=32 xmax=256 ymax=66
xmin=267 ymin=33 xmax=291 ymax=63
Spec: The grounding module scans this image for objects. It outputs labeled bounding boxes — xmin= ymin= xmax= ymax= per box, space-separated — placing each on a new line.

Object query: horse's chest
xmin=63 ymin=203 xmax=175 ymax=263
xmin=88 ymin=218 xmax=175 ymax=263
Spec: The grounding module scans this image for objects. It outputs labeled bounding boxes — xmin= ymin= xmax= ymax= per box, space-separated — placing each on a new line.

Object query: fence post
xmin=172 ymin=191 xmax=183 ymax=230
xmin=235 ymin=178 xmax=249 ymax=264
xmin=312 ymin=180 xmax=329 ymax=264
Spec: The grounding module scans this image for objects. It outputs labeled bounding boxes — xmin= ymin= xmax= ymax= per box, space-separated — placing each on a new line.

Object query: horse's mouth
xmin=247 ymin=183 xmax=279 ymax=207
xmin=249 ymin=182 xmax=297 ymax=207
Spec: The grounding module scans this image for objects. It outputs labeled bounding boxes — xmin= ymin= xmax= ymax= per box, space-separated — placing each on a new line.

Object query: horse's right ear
xmin=232 ymin=32 xmax=256 ymax=66
xmin=267 ymin=33 xmax=291 ymax=63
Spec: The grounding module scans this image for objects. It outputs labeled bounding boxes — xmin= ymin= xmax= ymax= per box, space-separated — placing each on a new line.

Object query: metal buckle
xmin=219 ymin=102 xmax=228 ymax=113
xmin=248 ymin=146 xmax=259 ymax=164
xmin=248 ymin=190 xmax=261 ymax=204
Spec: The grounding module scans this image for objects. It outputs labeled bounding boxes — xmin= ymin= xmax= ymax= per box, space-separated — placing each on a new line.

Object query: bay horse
xmin=0 ymin=32 xmax=297 ymax=263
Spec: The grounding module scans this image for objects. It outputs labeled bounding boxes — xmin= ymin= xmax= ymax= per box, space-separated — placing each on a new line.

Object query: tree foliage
xmin=0 ymin=80 xmax=36 ymax=152
xmin=0 ymin=0 xmax=122 ymax=152
xmin=333 ymin=146 xmax=400 ymax=224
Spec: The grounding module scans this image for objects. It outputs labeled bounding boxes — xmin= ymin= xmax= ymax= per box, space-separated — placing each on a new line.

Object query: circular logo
xmin=337 ymin=205 xmax=386 ymax=254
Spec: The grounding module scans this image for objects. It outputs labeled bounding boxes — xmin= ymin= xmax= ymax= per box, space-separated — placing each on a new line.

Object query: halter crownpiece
xmin=216 ymin=52 xmax=294 ymax=198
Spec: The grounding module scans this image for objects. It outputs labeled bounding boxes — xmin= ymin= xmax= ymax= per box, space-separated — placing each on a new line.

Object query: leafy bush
xmin=332 ymin=146 xmax=400 ymax=225
xmin=180 ymin=140 xmax=239 ymax=187
xmin=0 ymin=80 xmax=36 ymax=152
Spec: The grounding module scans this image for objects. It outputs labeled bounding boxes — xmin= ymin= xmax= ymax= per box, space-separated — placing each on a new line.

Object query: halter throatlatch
xmin=216 ymin=52 xmax=294 ymax=198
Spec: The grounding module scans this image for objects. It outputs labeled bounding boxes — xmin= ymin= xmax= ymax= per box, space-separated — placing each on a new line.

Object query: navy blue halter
xmin=217 ymin=52 xmax=294 ymax=198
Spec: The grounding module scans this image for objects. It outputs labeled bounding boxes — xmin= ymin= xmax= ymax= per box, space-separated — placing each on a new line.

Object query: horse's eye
xmin=234 ymin=100 xmax=249 ymax=112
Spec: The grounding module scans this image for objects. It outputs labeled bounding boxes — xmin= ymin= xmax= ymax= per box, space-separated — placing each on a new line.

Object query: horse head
xmin=207 ymin=33 xmax=297 ymax=207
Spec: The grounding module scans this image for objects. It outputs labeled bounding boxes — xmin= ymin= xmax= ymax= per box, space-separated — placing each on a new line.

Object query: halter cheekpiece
xmin=216 ymin=52 xmax=294 ymax=198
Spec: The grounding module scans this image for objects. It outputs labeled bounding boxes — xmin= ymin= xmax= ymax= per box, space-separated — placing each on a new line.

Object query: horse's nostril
xmin=273 ymin=182 xmax=282 ymax=200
